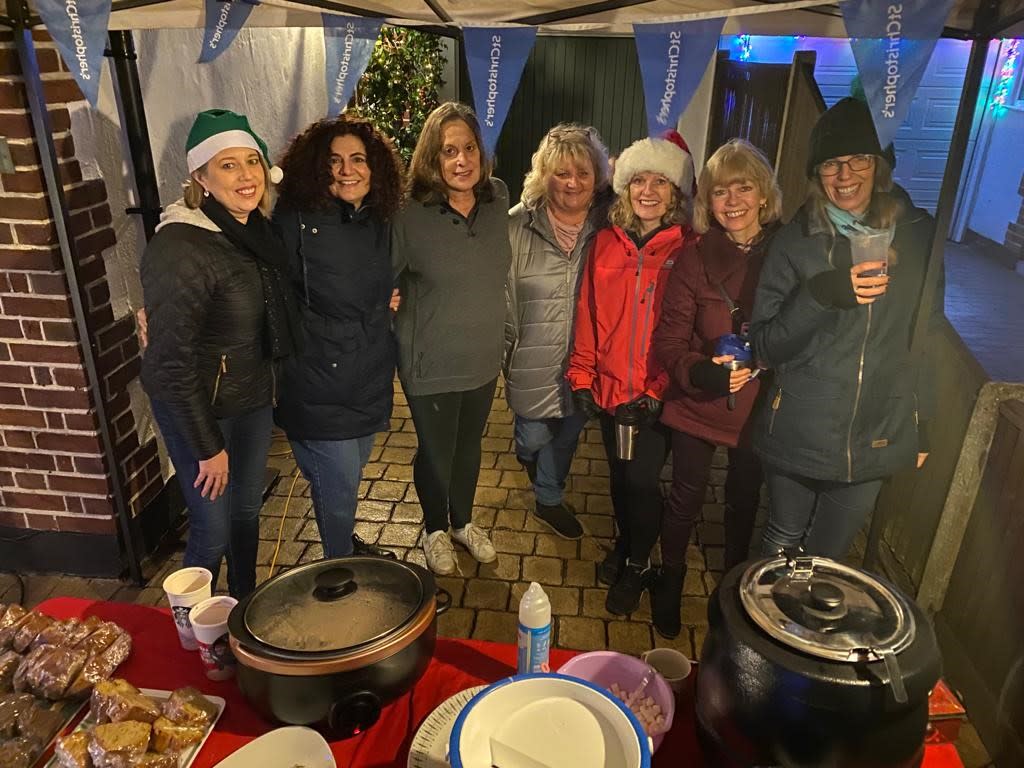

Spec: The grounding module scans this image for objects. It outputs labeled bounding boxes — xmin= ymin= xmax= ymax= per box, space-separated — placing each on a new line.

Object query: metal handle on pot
xmin=435 ymin=586 xmax=452 ymax=616
xmin=877 ymin=647 xmax=908 ymax=704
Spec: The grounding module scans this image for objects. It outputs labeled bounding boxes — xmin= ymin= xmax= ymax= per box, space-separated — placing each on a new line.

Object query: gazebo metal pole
xmin=13 ymin=24 xmax=145 ymax=585
xmin=863 ymin=23 xmax=992 ymax=575
xmin=107 ymin=30 xmax=162 ymax=242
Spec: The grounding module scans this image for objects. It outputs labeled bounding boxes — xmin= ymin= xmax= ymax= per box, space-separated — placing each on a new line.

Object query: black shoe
xmin=351 ymin=533 xmax=397 ymax=559
xmin=606 ymin=561 xmax=649 ymax=616
xmin=597 ymin=541 xmax=627 ymax=586
xmin=534 ymin=502 xmax=583 ymax=540
xmin=651 ymin=564 xmax=686 ymax=639
xmin=518 ymin=456 xmax=538 ymax=484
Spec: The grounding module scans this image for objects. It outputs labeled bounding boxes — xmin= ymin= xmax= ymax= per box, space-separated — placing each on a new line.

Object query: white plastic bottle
xmin=517 ymin=581 xmax=552 ymax=674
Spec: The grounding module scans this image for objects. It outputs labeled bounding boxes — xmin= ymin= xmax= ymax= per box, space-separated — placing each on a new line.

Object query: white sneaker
xmin=451 ymin=523 xmax=497 ymax=563
xmin=423 ymin=530 xmax=457 ymax=575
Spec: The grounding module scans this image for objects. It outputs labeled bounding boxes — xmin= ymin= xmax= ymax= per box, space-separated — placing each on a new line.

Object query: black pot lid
xmin=739 ymin=555 xmax=916 ymax=662
xmin=243 ymin=557 xmax=425 ymax=653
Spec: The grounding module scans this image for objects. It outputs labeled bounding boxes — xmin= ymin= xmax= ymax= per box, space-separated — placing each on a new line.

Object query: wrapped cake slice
xmin=160 ymin=687 xmax=217 ymax=726
xmin=54 ymin=730 xmax=93 ymax=768
xmin=12 ymin=611 xmax=54 ymax=653
xmin=90 ymin=679 xmax=160 ymax=724
xmin=87 ymin=720 xmax=152 ymax=768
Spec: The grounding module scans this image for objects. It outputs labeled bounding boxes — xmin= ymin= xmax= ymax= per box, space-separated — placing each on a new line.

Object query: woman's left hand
xmin=917 ymin=452 xmax=929 ymax=468
xmin=390 ymin=288 xmax=401 ymax=312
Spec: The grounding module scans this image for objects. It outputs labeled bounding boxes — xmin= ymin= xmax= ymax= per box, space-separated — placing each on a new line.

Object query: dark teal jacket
xmin=749 ymin=195 xmax=941 ymax=482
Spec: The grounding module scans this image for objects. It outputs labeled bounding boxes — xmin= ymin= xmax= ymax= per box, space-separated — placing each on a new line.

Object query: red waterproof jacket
xmin=567 ymin=223 xmax=692 ymax=412
xmin=653 ymin=226 xmax=770 ymax=448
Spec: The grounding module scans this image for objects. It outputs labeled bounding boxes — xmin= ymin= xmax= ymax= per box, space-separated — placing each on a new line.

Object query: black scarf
xmin=201 ymin=196 xmax=299 ymax=360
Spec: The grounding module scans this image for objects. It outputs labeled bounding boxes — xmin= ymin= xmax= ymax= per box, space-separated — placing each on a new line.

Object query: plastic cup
xmin=641 ymin=648 xmax=692 ymax=695
xmin=162 ymin=567 xmax=213 ymax=651
xmin=849 ymin=230 xmax=891 ymax=277
xmin=189 ymin=596 xmax=238 ymax=681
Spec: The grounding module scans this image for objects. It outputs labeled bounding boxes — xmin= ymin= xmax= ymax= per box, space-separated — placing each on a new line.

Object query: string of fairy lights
xmin=990 ymin=38 xmax=1021 ymax=113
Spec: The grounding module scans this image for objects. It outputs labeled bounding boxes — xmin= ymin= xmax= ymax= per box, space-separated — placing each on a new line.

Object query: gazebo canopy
xmin=3 ymin=0 xmax=1024 ymax=37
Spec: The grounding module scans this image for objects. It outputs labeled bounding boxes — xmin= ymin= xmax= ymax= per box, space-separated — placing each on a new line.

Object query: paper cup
xmin=163 ymin=567 xmax=213 ymax=651
xmin=189 ymin=596 xmax=238 ymax=681
xmin=641 ymin=648 xmax=692 ymax=694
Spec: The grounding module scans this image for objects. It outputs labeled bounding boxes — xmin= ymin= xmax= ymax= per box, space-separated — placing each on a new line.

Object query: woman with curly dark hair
xmin=273 ymin=114 xmax=405 ymax=559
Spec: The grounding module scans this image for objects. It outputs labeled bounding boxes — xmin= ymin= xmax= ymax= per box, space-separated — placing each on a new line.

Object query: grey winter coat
xmin=503 ymin=202 xmax=604 ymax=419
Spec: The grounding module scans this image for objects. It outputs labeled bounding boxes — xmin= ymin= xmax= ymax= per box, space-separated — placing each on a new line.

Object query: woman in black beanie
xmin=749 ymin=97 xmax=942 ymax=559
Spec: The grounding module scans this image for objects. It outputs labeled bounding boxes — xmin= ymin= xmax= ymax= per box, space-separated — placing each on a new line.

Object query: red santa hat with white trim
xmin=612 ymin=129 xmax=696 ymax=199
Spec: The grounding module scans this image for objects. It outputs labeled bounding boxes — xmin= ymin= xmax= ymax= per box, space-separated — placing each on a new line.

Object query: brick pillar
xmin=1005 ymin=172 xmax=1024 ymax=266
xmin=0 ymin=30 xmax=163 ymax=575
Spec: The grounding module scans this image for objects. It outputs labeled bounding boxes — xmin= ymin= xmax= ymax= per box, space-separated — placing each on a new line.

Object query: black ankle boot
xmin=606 ymin=560 xmax=649 ymax=616
xmin=351 ymin=533 xmax=396 ymax=559
xmin=651 ymin=564 xmax=686 ymax=639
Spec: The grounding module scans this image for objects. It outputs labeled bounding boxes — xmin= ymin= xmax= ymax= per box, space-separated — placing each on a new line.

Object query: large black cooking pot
xmin=227 ymin=556 xmax=450 ymax=738
xmin=696 ymin=555 xmax=941 ymax=768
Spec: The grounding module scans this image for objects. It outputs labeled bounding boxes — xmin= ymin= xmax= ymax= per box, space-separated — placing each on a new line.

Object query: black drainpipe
xmin=107 ymin=30 xmax=162 ymax=241
xmin=13 ymin=24 xmax=145 ymax=585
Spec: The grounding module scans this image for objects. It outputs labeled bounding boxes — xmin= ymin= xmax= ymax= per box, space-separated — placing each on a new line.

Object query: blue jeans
xmin=150 ymin=399 xmax=273 ymax=599
xmin=761 ymin=469 xmax=884 ymax=558
xmin=514 ymin=412 xmax=589 ymax=506
xmin=289 ymin=435 xmax=376 ymax=559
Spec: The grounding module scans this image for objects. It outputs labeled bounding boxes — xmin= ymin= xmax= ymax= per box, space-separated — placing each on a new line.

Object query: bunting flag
xmin=841 ymin=0 xmax=957 ymax=148
xmin=462 ymin=26 xmax=537 ymax=156
xmin=633 ymin=17 xmax=726 ymax=136
xmin=34 ymin=0 xmax=112 ymax=106
xmin=322 ymin=15 xmax=383 ymax=118
xmin=199 ymin=0 xmax=259 ymax=64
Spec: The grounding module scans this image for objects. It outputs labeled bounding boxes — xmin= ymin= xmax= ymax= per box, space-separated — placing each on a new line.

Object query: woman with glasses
xmin=749 ymin=98 xmax=941 ymax=559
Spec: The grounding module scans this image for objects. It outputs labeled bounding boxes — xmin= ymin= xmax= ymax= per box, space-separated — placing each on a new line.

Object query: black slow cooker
xmin=228 ymin=556 xmax=450 ymax=738
xmin=696 ymin=555 xmax=942 ymax=768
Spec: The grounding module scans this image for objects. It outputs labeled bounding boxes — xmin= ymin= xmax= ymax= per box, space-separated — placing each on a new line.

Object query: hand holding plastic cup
xmin=849 ymin=230 xmax=891 ymax=278
xmin=189 ymin=596 xmax=238 ymax=680
xmin=162 ymin=567 xmax=213 ymax=651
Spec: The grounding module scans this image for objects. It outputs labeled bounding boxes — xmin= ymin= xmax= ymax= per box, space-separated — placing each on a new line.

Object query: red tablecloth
xmin=36 ymin=597 xmax=963 ymax=768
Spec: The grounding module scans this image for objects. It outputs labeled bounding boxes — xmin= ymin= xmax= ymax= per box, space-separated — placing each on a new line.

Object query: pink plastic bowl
xmin=558 ymin=650 xmax=675 ymax=753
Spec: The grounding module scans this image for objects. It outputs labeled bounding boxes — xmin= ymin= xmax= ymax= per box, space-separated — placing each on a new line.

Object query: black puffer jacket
xmin=749 ymin=194 xmax=941 ymax=483
xmin=141 ymin=201 xmax=275 ymax=461
xmin=272 ymin=200 xmax=395 ymax=440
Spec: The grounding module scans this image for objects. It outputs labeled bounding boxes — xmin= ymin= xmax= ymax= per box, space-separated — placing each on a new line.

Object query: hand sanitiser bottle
xmin=517 ymin=582 xmax=551 ymax=674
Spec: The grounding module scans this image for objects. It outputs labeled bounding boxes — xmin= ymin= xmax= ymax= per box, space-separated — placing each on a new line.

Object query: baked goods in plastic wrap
xmin=36 ymin=646 xmax=89 ymax=700
xmin=16 ymin=699 xmax=66 ymax=745
xmin=12 ymin=644 xmax=50 ymax=693
xmin=0 ymin=692 xmax=35 ymax=738
xmin=33 ymin=617 xmax=86 ymax=650
xmin=75 ymin=623 xmax=124 ymax=658
xmin=150 ymin=715 xmax=204 ymax=754
xmin=67 ymin=631 xmax=133 ymax=700
xmin=0 ymin=649 xmax=20 ymax=692
xmin=160 ymin=687 xmax=217 ymax=726
xmin=0 ymin=604 xmax=29 ymax=649
xmin=90 ymin=679 xmax=161 ymax=724
xmin=87 ymin=720 xmax=152 ymax=768
xmin=12 ymin=611 xmax=54 ymax=653
xmin=54 ymin=730 xmax=93 ymax=768
xmin=0 ymin=735 xmax=37 ymax=768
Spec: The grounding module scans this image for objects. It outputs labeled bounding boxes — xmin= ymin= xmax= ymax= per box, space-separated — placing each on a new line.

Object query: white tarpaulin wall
xmin=10 ymin=0 xmax=1022 ymax=37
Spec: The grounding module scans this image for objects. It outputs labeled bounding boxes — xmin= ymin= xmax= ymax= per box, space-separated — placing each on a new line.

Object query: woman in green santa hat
xmin=140 ymin=109 xmax=297 ymax=599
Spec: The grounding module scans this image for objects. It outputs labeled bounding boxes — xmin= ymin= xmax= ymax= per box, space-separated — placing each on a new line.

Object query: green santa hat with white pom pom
xmin=185 ymin=109 xmax=284 ymax=184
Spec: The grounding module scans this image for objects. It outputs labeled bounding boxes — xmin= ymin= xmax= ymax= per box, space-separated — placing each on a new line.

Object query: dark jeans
xmin=407 ymin=378 xmax=497 ymax=534
xmin=761 ymin=469 xmax=884 ymax=558
xmin=514 ymin=411 xmax=589 ymax=506
xmin=598 ymin=413 xmax=671 ymax=564
xmin=662 ymin=430 xmax=762 ymax=570
xmin=150 ymin=398 xmax=273 ymax=599
xmin=290 ymin=434 xmax=376 ymax=559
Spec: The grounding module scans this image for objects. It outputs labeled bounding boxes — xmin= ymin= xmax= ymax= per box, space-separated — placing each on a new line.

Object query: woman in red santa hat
xmin=567 ymin=130 xmax=696 ymax=616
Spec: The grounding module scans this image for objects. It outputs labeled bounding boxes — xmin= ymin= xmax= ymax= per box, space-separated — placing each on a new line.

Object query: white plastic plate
xmin=43 ymin=687 xmax=225 ymax=768
xmin=213 ymin=726 xmax=335 ymax=768
xmin=408 ymin=685 xmax=487 ymax=768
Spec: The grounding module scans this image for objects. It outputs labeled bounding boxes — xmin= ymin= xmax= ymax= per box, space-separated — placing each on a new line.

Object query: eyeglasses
xmin=817 ymin=155 xmax=875 ymax=177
